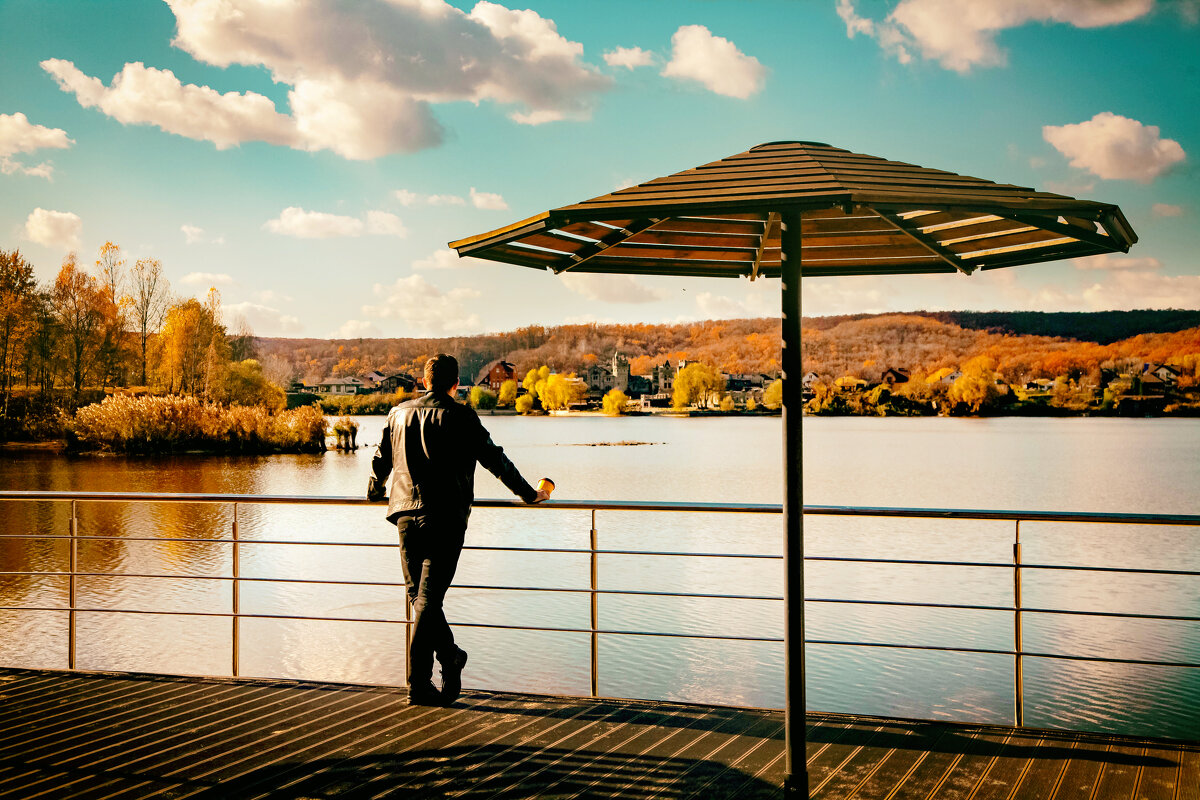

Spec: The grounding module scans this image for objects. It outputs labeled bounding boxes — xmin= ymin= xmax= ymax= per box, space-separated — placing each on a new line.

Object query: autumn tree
xmin=53 ymin=254 xmax=106 ymax=399
xmin=1 ymin=250 xmax=37 ymax=428
xmin=540 ymin=372 xmax=585 ymax=411
xmin=949 ymin=356 xmax=1000 ymax=414
xmin=762 ymin=378 xmax=783 ymax=410
xmin=469 ymin=385 xmax=497 ymax=410
xmin=129 ymin=257 xmax=170 ymax=385
xmin=602 ymin=388 xmax=629 ymax=415
xmin=497 ymin=379 xmax=517 ymax=407
xmin=515 ymin=393 xmax=535 ymax=414
xmin=157 ymin=290 xmax=227 ymax=396
xmin=93 ymin=242 xmax=129 ymax=387
xmin=672 ymin=363 xmax=723 ymax=410
xmin=217 ymin=359 xmax=286 ymax=411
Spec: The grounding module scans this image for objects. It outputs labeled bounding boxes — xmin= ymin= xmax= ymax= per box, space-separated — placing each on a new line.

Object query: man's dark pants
xmin=396 ymin=513 xmax=466 ymax=686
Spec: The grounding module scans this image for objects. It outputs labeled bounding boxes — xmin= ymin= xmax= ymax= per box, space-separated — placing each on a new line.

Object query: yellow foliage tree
xmin=540 ymin=372 xmax=585 ymax=411
xmin=949 ymin=356 xmax=1000 ymax=413
xmin=672 ymin=362 xmax=723 ymax=409
xmin=497 ymin=379 xmax=517 ymax=407
xmin=515 ymin=393 xmax=535 ymax=414
xmin=602 ymin=388 xmax=629 ymax=415
xmin=762 ymin=378 xmax=783 ymax=410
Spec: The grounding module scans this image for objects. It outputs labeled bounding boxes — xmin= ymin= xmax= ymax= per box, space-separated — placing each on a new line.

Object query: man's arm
xmin=472 ymin=416 xmax=540 ymax=503
xmin=368 ymin=416 xmax=392 ymax=501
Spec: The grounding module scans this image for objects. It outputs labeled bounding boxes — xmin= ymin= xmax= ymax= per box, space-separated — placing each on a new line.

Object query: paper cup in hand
xmin=537 ymin=477 xmax=555 ymax=496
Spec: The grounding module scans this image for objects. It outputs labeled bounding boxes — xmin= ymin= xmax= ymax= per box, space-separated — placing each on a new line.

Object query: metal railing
xmin=3 ymin=489 xmax=1200 ymax=729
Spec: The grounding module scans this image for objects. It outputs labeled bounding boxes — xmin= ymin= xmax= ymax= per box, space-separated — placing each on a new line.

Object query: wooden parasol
xmin=448 ymin=140 xmax=1138 ymax=799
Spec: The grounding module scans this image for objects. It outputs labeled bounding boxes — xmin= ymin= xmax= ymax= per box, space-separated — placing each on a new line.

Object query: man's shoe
xmin=440 ymin=647 xmax=468 ymax=702
xmin=407 ymin=681 xmax=445 ymax=706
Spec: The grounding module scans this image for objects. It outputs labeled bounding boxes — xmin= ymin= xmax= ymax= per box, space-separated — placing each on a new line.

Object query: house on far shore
xmin=477 ymin=360 xmax=519 ymax=391
xmin=313 ymin=377 xmax=366 ymax=395
xmin=1145 ymin=363 xmax=1182 ymax=386
xmin=881 ymin=368 xmax=909 ymax=386
xmin=378 ymin=372 xmax=417 ymax=393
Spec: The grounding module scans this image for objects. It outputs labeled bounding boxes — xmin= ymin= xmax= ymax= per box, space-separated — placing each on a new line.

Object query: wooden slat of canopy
xmin=449 ymin=141 xmax=1136 ymax=279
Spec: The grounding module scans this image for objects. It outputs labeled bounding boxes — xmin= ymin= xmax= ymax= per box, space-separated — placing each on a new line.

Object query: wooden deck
xmin=0 ymin=668 xmax=1197 ymax=799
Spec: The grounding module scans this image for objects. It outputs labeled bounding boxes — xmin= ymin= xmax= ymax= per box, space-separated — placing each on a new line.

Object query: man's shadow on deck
xmin=190 ymin=744 xmax=782 ymax=799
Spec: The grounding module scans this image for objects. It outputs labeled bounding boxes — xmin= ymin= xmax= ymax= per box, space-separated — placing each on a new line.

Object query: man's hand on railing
xmin=530 ymin=488 xmax=552 ymax=504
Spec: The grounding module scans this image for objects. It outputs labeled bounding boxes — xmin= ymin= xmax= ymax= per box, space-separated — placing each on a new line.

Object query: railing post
xmin=1014 ymin=519 xmax=1023 ymax=727
xmin=590 ymin=508 xmax=598 ymax=698
xmin=232 ymin=502 xmax=240 ymax=677
xmin=68 ymin=499 xmax=77 ymax=670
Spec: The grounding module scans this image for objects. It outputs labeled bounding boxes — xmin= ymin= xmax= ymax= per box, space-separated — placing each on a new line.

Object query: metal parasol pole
xmin=780 ymin=211 xmax=807 ymax=799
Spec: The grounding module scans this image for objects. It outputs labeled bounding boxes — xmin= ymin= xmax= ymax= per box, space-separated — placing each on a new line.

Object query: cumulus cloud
xmin=225 ymin=301 xmax=302 ymax=335
xmin=41 ymin=1 xmax=611 ymax=159
xmin=1152 ymin=203 xmax=1184 ymax=217
xmin=1044 ymin=112 xmax=1185 ymax=183
xmin=0 ymin=112 xmax=73 ymax=179
xmin=469 ymin=187 xmax=508 ymax=210
xmin=604 ymin=46 xmax=655 ymax=69
xmin=393 ymin=189 xmax=465 ymax=206
xmin=334 ymin=319 xmax=382 ymax=338
xmin=23 ymin=208 xmax=81 ymax=251
xmin=661 ymin=25 xmax=766 ymax=99
xmin=1072 ymin=253 xmax=1162 ymax=271
xmin=413 ymin=249 xmax=463 ymax=271
xmin=1082 ymin=271 xmax=1200 ymax=311
xmin=264 ymin=207 xmax=406 ymax=238
xmin=362 ymin=274 xmax=481 ymax=335
xmin=42 ymin=59 xmax=300 ymax=151
xmin=181 ymin=271 xmax=234 ymax=286
xmin=560 ymin=272 xmax=667 ymax=304
xmin=837 ymin=0 xmax=1153 ymax=72
xmin=181 ymin=224 xmax=224 ymax=244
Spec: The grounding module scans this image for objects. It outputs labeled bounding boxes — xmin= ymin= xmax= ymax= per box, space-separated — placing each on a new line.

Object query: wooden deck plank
xmin=4 ymin=669 xmax=1200 ymax=800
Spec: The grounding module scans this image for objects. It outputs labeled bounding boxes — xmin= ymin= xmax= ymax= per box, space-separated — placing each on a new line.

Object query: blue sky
xmin=2 ymin=0 xmax=1197 ymax=338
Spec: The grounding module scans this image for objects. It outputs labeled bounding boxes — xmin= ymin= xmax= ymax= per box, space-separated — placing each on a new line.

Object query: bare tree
xmin=129 ymin=257 xmax=170 ymax=385
xmin=94 ymin=242 xmax=128 ymax=387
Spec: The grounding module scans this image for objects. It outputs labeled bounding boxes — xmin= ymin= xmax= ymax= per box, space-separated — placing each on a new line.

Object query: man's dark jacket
xmin=370 ymin=392 xmax=537 ymax=524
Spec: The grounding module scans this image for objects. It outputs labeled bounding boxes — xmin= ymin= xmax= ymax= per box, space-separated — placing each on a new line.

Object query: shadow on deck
xmin=0 ymin=668 xmax=1197 ymax=799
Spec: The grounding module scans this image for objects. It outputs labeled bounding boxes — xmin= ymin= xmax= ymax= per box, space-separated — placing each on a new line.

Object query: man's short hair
xmin=424 ymin=354 xmax=459 ymax=394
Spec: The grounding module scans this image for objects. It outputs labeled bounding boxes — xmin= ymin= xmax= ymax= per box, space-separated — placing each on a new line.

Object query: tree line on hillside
xmin=257 ymin=313 xmax=1200 ymax=395
xmin=0 ymin=246 xmax=304 ymax=447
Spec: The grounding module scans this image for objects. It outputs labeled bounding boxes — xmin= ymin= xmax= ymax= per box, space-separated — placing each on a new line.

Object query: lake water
xmin=2 ymin=415 xmax=1200 ymax=739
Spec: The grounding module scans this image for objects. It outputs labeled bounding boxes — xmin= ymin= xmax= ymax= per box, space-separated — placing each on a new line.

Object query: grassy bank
xmin=66 ymin=395 xmax=328 ymax=454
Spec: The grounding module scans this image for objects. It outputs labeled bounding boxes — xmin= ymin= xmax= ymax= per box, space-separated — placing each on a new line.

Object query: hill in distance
xmin=256 ymin=309 xmax=1200 ymax=385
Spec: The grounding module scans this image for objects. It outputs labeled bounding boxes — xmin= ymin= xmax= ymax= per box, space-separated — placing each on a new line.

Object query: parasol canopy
xmin=449 ymin=140 xmax=1136 ymax=279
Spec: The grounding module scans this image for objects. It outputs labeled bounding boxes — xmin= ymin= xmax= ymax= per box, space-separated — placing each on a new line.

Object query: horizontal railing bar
xmin=1021 ymin=563 xmax=1200 ymax=577
xmin=4 ymin=490 xmax=1200 ymax=526
xmin=6 ymin=602 xmax=1199 ymax=666
xmin=807 ymin=556 xmax=1010 ymax=569
xmin=807 ymin=598 xmax=1013 ymax=613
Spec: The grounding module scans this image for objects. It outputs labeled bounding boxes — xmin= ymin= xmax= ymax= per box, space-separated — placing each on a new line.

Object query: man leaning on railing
xmin=368 ymin=353 xmax=550 ymax=706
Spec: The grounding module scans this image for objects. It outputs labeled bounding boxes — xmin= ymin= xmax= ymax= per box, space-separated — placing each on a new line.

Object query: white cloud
xmin=362 ymin=274 xmax=481 ymax=335
xmin=1152 ymin=203 xmax=1184 ymax=217
xmin=181 ymin=271 xmax=234 ymax=286
xmin=225 ymin=301 xmax=302 ymax=335
xmin=604 ymin=46 xmax=655 ymax=69
xmin=366 ymin=210 xmax=407 ymax=237
xmin=1044 ymin=112 xmax=1185 ymax=183
xmin=560 ymin=273 xmax=667 ymax=304
xmin=42 ymin=59 xmax=300 ymax=151
xmin=0 ymin=112 xmax=73 ymax=179
xmin=661 ymin=25 xmax=766 ymax=99
xmin=1072 ymin=254 xmax=1162 ymax=271
xmin=413 ymin=249 xmax=463 ymax=270
xmin=264 ymin=207 xmax=405 ymax=238
xmin=693 ymin=289 xmax=783 ymax=319
xmin=838 ymin=0 xmax=1153 ymax=72
xmin=469 ymin=187 xmax=508 ymax=210
xmin=393 ymin=189 xmax=466 ymax=206
xmin=334 ymin=319 xmax=381 ymax=338
xmin=23 ymin=208 xmax=81 ymax=251
xmin=1081 ymin=271 xmax=1200 ymax=311
xmin=181 ymin=224 xmax=224 ymax=245
xmin=41 ymin=0 xmax=610 ymax=160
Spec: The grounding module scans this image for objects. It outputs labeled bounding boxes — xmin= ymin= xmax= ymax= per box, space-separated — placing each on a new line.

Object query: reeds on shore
xmin=66 ymin=395 xmax=328 ymax=454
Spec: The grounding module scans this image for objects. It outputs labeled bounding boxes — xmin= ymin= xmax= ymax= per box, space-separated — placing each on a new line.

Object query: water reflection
xmin=1 ymin=417 xmax=1199 ymax=738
